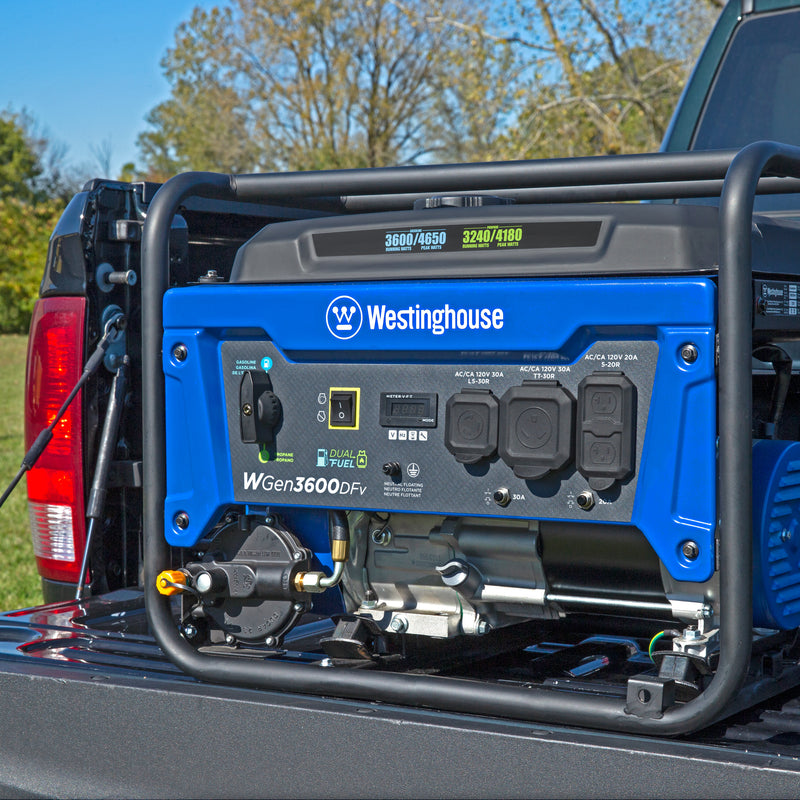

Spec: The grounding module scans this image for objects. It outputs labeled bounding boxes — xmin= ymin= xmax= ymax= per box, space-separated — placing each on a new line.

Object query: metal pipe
xmin=230 ymin=149 xmax=741 ymax=203
xmin=142 ymin=144 xmax=800 ymax=736
xmin=545 ymin=594 xmax=673 ymax=614
xmin=319 ymin=561 xmax=346 ymax=590
xmin=339 ymin=175 xmax=800 ymax=212
xmin=77 ymin=360 xmax=129 ymax=600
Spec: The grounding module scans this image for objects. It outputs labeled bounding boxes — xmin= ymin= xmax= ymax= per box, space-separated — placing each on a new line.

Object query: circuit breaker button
xmin=577 ymin=372 xmax=636 ymax=491
xmin=445 ymin=389 xmax=499 ymax=464
xmin=498 ymin=381 xmax=575 ymax=480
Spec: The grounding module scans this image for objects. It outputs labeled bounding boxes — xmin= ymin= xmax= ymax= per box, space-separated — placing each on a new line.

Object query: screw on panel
xmin=225 ymin=634 xmax=236 ymax=646
xmin=781 ymin=528 xmax=793 ymax=543
xmin=680 ymin=344 xmax=699 ymax=364
xmin=242 ymin=403 xmax=253 ymax=416
xmin=681 ymin=541 xmax=700 ymax=560
xmin=172 ymin=344 xmax=188 ymax=362
xmin=174 ymin=512 xmax=190 ymax=530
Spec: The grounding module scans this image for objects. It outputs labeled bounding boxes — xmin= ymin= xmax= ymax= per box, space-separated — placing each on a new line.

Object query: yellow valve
xmin=156 ymin=569 xmax=187 ymax=596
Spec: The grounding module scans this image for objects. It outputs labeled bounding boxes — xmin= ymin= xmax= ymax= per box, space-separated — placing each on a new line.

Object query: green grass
xmin=0 ymin=335 xmax=42 ymax=610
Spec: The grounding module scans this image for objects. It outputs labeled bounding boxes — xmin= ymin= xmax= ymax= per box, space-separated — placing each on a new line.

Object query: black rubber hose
xmin=770 ymin=351 xmax=792 ymax=437
xmin=328 ymin=510 xmax=348 ymax=544
xmin=141 ymin=144 xmax=800 ymax=736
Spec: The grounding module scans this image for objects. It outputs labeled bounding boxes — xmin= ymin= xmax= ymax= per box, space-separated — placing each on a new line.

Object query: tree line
xmin=2 ymin=0 xmax=720 ymax=333
xmin=131 ymin=0 xmax=720 ymax=178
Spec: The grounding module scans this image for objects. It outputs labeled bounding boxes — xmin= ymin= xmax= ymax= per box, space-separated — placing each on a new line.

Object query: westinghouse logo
xmin=326 ymin=295 xmax=364 ymax=340
xmin=326 ymin=295 xmax=505 ymax=338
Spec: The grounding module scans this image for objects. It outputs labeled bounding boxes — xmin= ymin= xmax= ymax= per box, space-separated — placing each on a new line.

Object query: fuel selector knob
xmin=444 ymin=389 xmax=499 ymax=464
xmin=240 ymin=370 xmax=283 ymax=444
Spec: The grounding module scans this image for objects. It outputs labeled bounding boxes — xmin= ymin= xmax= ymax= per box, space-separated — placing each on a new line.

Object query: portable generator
xmin=142 ymin=142 xmax=800 ymax=735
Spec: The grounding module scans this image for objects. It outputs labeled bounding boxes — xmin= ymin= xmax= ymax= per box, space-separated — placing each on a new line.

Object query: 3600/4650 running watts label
xmin=312 ymin=220 xmax=601 ymax=256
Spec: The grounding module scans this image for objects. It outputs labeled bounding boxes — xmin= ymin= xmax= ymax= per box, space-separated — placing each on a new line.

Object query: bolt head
xmin=477 ymin=620 xmax=492 ymax=635
xmin=242 ymin=403 xmax=253 ymax=416
xmin=182 ymin=624 xmax=197 ymax=638
xmin=681 ymin=541 xmax=699 ymax=560
xmin=681 ymin=344 xmax=699 ymax=364
xmin=390 ymin=616 xmax=408 ymax=633
xmin=172 ymin=344 xmax=188 ymax=362
xmin=174 ymin=512 xmax=190 ymax=530
xmin=225 ymin=634 xmax=236 ymax=646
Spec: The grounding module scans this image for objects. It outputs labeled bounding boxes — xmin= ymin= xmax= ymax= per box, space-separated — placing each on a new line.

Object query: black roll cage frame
xmin=142 ymin=142 xmax=800 ymax=736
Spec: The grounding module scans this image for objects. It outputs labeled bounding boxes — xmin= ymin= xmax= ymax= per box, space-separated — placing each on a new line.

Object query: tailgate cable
xmin=0 ymin=312 xmax=127 ymax=514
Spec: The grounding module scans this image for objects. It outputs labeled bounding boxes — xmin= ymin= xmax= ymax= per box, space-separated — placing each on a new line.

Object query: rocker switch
xmin=330 ymin=390 xmax=357 ymax=428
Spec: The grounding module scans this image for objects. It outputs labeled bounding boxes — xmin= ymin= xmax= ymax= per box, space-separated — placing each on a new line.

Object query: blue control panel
xmin=163 ymin=277 xmax=716 ymax=582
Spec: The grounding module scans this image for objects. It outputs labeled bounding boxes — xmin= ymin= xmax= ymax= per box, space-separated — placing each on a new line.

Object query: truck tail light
xmin=24 ymin=297 xmax=87 ymax=585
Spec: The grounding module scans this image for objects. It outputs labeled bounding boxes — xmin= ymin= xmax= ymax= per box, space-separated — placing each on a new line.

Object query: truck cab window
xmin=693 ymin=9 xmax=800 ymax=151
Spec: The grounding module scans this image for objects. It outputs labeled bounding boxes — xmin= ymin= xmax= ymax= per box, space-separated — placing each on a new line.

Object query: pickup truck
xmin=6 ymin=1 xmax=800 ymax=796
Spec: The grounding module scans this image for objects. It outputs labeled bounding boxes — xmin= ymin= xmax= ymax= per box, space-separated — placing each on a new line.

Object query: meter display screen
xmin=391 ymin=401 xmax=426 ymax=417
xmin=380 ymin=392 xmax=437 ymax=428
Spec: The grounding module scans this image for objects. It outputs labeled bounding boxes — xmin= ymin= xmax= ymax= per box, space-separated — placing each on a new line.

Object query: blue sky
xmin=1 ymin=0 xmax=215 ymax=179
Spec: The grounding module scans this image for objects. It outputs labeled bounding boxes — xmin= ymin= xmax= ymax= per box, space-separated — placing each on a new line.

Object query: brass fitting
xmin=293 ymin=560 xmax=346 ymax=594
xmin=294 ymin=571 xmax=323 ymax=593
xmin=331 ymin=539 xmax=349 ymax=562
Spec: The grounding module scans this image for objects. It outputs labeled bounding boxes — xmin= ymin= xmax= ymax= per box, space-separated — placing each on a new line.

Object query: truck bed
xmin=1 ymin=591 xmax=799 ymax=799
